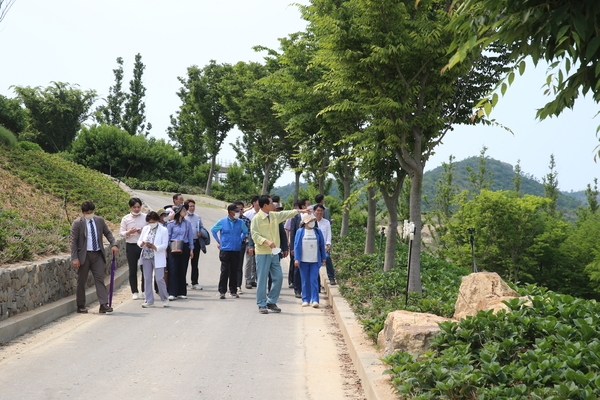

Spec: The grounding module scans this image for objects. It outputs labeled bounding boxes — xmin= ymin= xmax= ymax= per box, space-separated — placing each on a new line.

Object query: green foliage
xmin=12 ymin=82 xmax=96 ymax=153
xmin=0 ymin=125 xmax=17 ymax=148
xmin=0 ymin=94 xmax=27 ymax=135
xmin=334 ymin=226 xmax=469 ymax=341
xmin=448 ymin=0 xmax=600 ymax=123
xmin=18 ymin=140 xmax=42 ymax=151
xmin=210 ymin=162 xmax=258 ymax=203
xmin=121 ymin=177 xmax=199 ymax=195
xmin=70 ymin=124 xmax=184 ymax=181
xmin=383 ymin=292 xmax=600 ymax=398
xmin=95 ymin=56 xmax=126 ymax=127
xmin=122 ymin=53 xmax=151 ymax=136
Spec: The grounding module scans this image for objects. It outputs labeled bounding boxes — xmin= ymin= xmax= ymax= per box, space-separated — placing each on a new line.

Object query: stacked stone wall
xmin=0 ymin=238 xmax=127 ymax=321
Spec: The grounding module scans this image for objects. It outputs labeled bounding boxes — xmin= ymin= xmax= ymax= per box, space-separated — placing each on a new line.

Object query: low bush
xmin=0 ymin=126 xmax=17 ymax=148
xmin=383 ymin=293 xmax=600 ymax=398
xmin=333 ymin=227 xmax=469 ymax=341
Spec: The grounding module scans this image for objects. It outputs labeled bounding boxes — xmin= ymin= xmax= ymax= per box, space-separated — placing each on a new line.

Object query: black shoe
xmin=259 ymin=306 xmax=268 ymax=314
xmin=231 ymin=292 xmax=239 ymax=298
xmin=220 ymin=293 xmax=226 ymax=299
xmin=329 ymin=280 xmax=337 ymax=286
xmin=294 ymin=292 xmax=302 ymax=299
xmin=99 ymin=304 xmax=113 ymax=313
xmin=251 ymin=282 xmax=257 ymax=288
xmin=76 ymin=306 xmax=88 ymax=314
xmin=266 ymin=303 xmax=281 ymax=313
xmin=288 ymin=283 xmax=294 ymax=289
xmin=245 ymin=283 xmax=253 ymax=289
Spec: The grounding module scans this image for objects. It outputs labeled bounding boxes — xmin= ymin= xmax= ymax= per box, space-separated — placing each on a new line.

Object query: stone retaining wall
xmin=0 ymin=237 xmax=127 ymax=321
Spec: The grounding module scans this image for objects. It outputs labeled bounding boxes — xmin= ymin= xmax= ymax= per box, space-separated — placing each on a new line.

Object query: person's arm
xmin=137 ymin=226 xmax=147 ymax=247
xmin=70 ymin=219 xmax=80 ymax=267
xmin=211 ymin=220 xmax=222 ymax=244
xmin=293 ymin=228 xmax=303 ymax=266
xmin=279 ymin=224 xmax=288 ymax=252
xmin=119 ymin=216 xmax=128 ymax=237
xmin=155 ymin=226 xmax=169 ymax=252
xmin=187 ymin=221 xmax=195 ymax=250
xmin=101 ymin=218 xmax=118 ymax=256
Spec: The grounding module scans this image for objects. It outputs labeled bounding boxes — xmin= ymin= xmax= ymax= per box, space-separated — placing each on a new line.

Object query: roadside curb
xmin=0 ymin=265 xmax=129 ymax=343
xmin=320 ymin=268 xmax=397 ymax=400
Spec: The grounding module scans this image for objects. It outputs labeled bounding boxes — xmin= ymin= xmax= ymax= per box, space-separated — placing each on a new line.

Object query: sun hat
xmin=302 ymin=213 xmax=316 ymax=225
xmin=156 ymin=208 xmax=168 ymax=216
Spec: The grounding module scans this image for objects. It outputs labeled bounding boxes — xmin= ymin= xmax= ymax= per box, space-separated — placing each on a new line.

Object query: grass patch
xmin=0 ymin=146 xmax=129 ymax=265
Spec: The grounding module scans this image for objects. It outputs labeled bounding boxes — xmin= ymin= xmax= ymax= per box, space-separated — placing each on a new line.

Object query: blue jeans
xmin=325 ymin=252 xmax=335 ymax=281
xmin=255 ymin=254 xmax=283 ymax=307
xmin=299 ymin=261 xmax=320 ymax=304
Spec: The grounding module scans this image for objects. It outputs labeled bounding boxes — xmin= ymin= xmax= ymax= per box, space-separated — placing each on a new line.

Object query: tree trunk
xmin=381 ymin=191 xmax=399 ymax=272
xmin=318 ymin=157 xmax=327 ymax=195
xmin=365 ymin=186 xmax=377 ymax=254
xmin=340 ymin=171 xmax=351 ymax=237
xmin=261 ymin=162 xmax=273 ymax=195
xmin=294 ymin=170 xmax=301 ymax=203
xmin=205 ymin=154 xmax=216 ymax=196
xmin=408 ymin=169 xmax=423 ymax=294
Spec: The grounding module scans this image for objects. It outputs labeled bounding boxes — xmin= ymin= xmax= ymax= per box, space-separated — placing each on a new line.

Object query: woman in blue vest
xmin=293 ymin=213 xmax=327 ymax=308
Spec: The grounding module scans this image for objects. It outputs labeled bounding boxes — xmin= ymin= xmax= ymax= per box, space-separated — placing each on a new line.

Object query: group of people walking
xmin=70 ymin=192 xmax=337 ymax=314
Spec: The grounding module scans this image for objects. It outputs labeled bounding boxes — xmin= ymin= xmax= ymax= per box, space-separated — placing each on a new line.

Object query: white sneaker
xmin=237 ymin=287 xmax=243 ymax=294
xmin=132 ymin=293 xmax=139 ymax=300
xmin=191 ymin=284 xmax=203 ymax=290
xmin=177 ymin=295 xmax=187 ymax=299
xmin=168 ymin=295 xmax=176 ymax=300
xmin=141 ymin=302 xmax=154 ymax=308
xmin=163 ymin=299 xmax=170 ymax=308
xmin=312 ymin=302 xmax=319 ymax=308
xmin=302 ymin=302 xmax=310 ymax=307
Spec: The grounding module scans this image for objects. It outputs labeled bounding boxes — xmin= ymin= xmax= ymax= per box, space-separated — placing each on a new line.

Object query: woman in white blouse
xmin=138 ymin=211 xmax=170 ymax=308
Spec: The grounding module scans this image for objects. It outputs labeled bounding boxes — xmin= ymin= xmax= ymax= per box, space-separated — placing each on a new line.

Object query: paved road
xmin=0 ymin=190 xmax=350 ymax=399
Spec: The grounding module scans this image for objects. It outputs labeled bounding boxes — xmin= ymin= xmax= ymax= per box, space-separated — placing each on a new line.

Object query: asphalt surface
xmin=0 ymin=190 xmax=349 ymax=400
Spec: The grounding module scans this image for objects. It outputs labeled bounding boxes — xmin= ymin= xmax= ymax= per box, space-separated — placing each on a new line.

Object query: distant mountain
xmin=272 ymin=156 xmax=586 ymax=219
xmin=422 ymin=156 xmax=584 ymax=219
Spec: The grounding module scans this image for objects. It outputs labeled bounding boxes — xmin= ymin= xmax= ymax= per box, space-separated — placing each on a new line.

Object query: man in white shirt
xmin=120 ymin=197 xmax=147 ymax=299
xmin=314 ymin=204 xmax=336 ymax=285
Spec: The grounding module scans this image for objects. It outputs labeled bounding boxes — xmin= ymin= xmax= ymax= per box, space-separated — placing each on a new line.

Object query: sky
xmin=1 ymin=0 xmax=598 ymax=192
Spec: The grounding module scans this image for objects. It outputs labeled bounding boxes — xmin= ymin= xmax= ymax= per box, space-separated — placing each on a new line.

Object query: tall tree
xmin=122 ymin=53 xmax=151 ymax=136
xmin=13 ymin=82 xmax=96 ymax=152
xmin=585 ymin=178 xmax=599 ymax=214
xmin=167 ymin=66 xmax=208 ymax=167
xmin=304 ymin=0 xmax=509 ymax=292
xmin=222 ymin=61 xmax=287 ymax=194
xmin=542 ymin=154 xmax=559 ymax=217
xmin=466 ymin=146 xmax=493 ymax=196
xmin=95 ymin=57 xmax=126 ymax=127
xmin=513 ymin=159 xmax=523 ymax=195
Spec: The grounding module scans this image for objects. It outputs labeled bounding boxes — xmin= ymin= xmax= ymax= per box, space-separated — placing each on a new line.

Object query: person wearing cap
xmin=293 ymin=212 xmax=327 ymax=308
xmin=250 ymin=195 xmax=310 ymax=314
xmin=167 ymin=203 xmax=194 ymax=300
xmin=211 ymin=204 xmax=248 ymax=299
xmin=156 ymin=208 xmax=168 ymax=227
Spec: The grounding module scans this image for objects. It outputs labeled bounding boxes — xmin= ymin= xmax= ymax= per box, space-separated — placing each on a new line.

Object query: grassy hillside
xmin=0 ymin=145 xmax=129 ymax=265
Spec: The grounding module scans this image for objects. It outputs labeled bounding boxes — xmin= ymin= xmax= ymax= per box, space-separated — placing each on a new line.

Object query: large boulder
xmin=377 ymin=310 xmax=452 ymax=357
xmin=453 ymin=272 xmax=524 ymax=320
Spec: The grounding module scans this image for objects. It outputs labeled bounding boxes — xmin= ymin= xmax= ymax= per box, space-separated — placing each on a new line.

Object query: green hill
xmin=422 ymin=157 xmax=583 ymax=218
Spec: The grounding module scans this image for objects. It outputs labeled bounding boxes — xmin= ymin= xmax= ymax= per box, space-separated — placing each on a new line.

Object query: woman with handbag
xmin=167 ymin=204 xmax=194 ymax=300
xmin=138 ymin=211 xmax=169 ymax=308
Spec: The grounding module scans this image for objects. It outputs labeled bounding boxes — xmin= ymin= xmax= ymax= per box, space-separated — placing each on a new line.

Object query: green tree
xmin=0 ymin=94 xmax=27 ymax=135
xmin=447 ymin=1 xmax=600 ymax=125
xmin=222 ymin=61 xmax=286 ymax=194
xmin=303 ymin=0 xmax=509 ymax=292
xmin=513 ymin=159 xmax=523 ymax=195
xmin=445 ymin=190 xmax=568 ymax=285
xmin=542 ymin=154 xmax=559 ymax=217
xmin=95 ymin=57 xmax=126 ymax=127
xmin=13 ymin=82 xmax=96 ymax=153
xmin=585 ymin=178 xmax=599 ymax=214
xmin=167 ymin=66 xmax=209 ymax=167
xmin=122 ymin=53 xmax=151 ymax=136
xmin=466 ymin=146 xmax=493 ymax=196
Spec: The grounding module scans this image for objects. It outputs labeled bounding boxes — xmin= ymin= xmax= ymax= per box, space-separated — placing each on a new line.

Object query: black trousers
xmin=237 ymin=242 xmax=246 ymax=289
xmin=126 ymin=243 xmax=143 ymax=294
xmin=219 ymin=250 xmax=240 ymax=295
xmin=168 ymin=242 xmax=190 ymax=296
xmin=190 ymin=239 xmax=201 ymax=285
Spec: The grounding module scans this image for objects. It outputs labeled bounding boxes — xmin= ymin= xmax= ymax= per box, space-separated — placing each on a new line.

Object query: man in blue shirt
xmin=211 ymin=204 xmax=248 ymax=299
